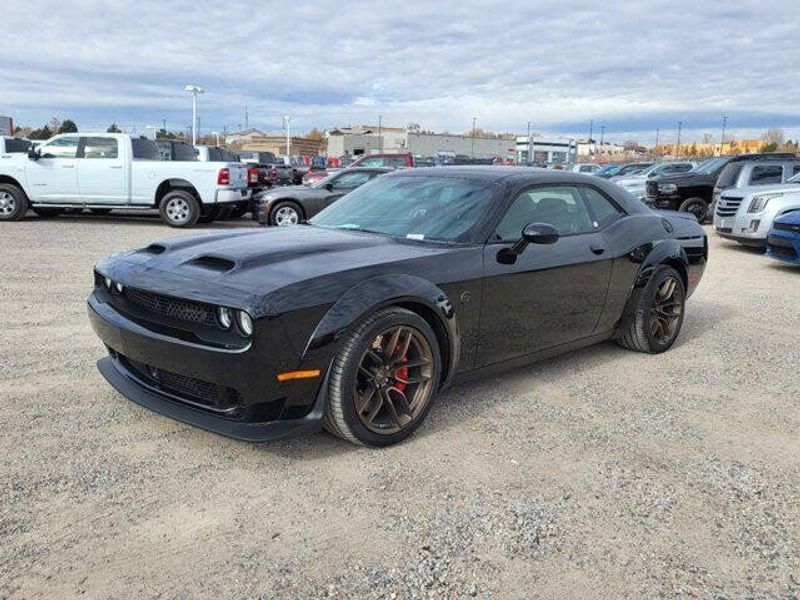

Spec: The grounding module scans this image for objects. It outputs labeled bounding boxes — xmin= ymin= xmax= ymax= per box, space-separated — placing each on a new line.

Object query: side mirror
xmin=27 ymin=147 xmax=39 ymax=160
xmin=498 ymin=222 xmax=559 ymax=264
xmin=324 ymin=183 xmax=334 ymax=191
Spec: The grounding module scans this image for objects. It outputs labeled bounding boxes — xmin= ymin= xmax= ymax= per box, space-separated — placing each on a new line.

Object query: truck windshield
xmin=693 ymin=157 xmax=728 ymax=174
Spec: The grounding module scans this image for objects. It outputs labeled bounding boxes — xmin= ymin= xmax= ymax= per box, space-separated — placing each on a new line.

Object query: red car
xmin=303 ymin=153 xmax=413 ymax=185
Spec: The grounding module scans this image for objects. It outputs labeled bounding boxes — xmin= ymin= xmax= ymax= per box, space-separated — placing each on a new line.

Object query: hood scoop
xmin=139 ymin=244 xmax=166 ymax=255
xmin=184 ymin=255 xmax=237 ymax=273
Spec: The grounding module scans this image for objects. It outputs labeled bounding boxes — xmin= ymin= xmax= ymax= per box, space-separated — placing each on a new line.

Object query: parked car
xmin=595 ymin=164 xmax=620 ymax=178
xmin=303 ymin=166 xmax=334 ymax=185
xmin=569 ymin=163 xmax=601 ymax=174
xmin=713 ymin=176 xmax=800 ymax=246
xmin=596 ymin=163 xmax=653 ymax=179
xmin=611 ymin=162 xmax=696 ymax=201
xmin=156 ymin=139 xmax=197 ymax=161
xmin=89 ymin=167 xmax=707 ymax=447
xmin=646 ymin=153 xmax=796 ymax=222
xmin=711 ymin=156 xmax=800 ymax=211
xmin=0 ymin=133 xmax=250 ymax=227
xmin=766 ymin=211 xmax=800 ymax=265
xmin=256 ymin=167 xmax=391 ymax=226
xmin=238 ymin=151 xmax=294 ymax=186
xmin=278 ymin=155 xmax=309 ymax=184
xmin=0 ymin=136 xmax=33 ymax=157
xmin=350 ymin=153 xmax=415 ymax=168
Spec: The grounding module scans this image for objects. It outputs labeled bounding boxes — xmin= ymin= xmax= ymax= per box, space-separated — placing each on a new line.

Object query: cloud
xmin=2 ymin=0 xmax=799 ymax=141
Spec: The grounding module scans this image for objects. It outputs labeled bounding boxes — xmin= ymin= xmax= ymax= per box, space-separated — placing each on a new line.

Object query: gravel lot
xmin=2 ymin=213 xmax=799 ymax=599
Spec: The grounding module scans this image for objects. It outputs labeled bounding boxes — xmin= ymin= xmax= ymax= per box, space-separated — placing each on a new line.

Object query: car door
xmin=76 ymin=137 xmax=127 ymax=204
xmin=476 ymin=183 xmax=614 ymax=367
xmin=24 ymin=136 xmax=80 ymax=203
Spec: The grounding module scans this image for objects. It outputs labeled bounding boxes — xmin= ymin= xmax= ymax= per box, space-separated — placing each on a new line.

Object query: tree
xmin=58 ymin=119 xmax=78 ymax=134
xmin=306 ymin=128 xmax=326 ymax=140
xmin=29 ymin=125 xmax=52 ymax=140
xmin=106 ymin=122 xmax=121 ymax=133
xmin=762 ymin=128 xmax=785 ymax=147
xmin=761 ymin=142 xmax=778 ymax=153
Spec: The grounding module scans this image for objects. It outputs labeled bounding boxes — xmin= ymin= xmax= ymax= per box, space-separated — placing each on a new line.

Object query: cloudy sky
xmin=3 ymin=1 xmax=799 ymax=144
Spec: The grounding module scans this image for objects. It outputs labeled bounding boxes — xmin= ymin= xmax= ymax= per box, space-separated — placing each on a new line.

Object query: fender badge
xmin=460 ymin=291 xmax=471 ymax=304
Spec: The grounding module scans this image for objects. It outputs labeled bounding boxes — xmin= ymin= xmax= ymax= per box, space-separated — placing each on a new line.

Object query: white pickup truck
xmin=0 ymin=133 xmax=251 ymax=227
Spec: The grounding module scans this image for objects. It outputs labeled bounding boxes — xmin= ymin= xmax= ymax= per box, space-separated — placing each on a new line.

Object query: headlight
xmin=237 ymin=310 xmax=253 ymax=336
xmin=114 ymin=282 xmax=124 ymax=294
xmin=658 ymin=183 xmax=678 ymax=193
xmin=748 ymin=192 xmax=782 ymax=213
xmin=104 ymin=276 xmax=112 ymax=290
xmin=217 ymin=307 xmax=232 ymax=329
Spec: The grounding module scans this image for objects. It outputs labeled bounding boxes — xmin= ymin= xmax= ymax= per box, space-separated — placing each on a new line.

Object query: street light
xmin=283 ymin=115 xmax=291 ymax=155
xmin=212 ymin=131 xmax=220 ymax=147
xmin=720 ymin=115 xmax=728 ymax=156
xmin=184 ymin=84 xmax=205 ymax=145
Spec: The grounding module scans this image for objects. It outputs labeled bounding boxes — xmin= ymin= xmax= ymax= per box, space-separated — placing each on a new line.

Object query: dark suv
xmin=645 ymin=153 xmax=796 ymax=222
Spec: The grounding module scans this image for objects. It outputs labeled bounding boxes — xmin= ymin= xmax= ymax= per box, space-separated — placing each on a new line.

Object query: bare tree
xmin=762 ymin=128 xmax=785 ymax=146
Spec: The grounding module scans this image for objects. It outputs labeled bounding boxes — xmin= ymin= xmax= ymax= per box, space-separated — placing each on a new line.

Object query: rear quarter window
xmin=749 ymin=165 xmax=784 ymax=185
xmin=173 ymin=143 xmax=197 ymax=161
xmin=716 ymin=163 xmax=743 ymax=189
xmin=131 ymin=138 xmax=160 ymax=160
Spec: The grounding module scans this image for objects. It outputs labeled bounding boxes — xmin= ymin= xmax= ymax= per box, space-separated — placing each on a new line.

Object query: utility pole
xmin=283 ymin=115 xmax=291 ymax=155
xmin=526 ymin=121 xmax=532 ymax=164
xmin=378 ymin=115 xmax=383 ymax=153
xmin=588 ymin=119 xmax=594 ymax=157
xmin=245 ymin=106 xmax=249 ymax=130
xmin=599 ymin=125 xmax=605 ymax=155
xmin=676 ymin=121 xmax=683 ymax=157
xmin=720 ymin=115 xmax=728 ymax=156
xmin=471 ymin=116 xmax=477 ymax=158
xmin=654 ymin=128 xmax=660 ymax=157
xmin=184 ymin=84 xmax=205 ymax=145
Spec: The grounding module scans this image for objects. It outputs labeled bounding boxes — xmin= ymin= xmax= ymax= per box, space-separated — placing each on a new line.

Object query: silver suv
xmin=714 ymin=171 xmax=800 ymax=246
xmin=712 ymin=157 xmax=800 ymax=212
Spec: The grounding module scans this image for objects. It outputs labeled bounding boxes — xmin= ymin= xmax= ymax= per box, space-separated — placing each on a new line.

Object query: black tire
xmin=159 ymin=190 xmax=200 ymax=228
xmin=0 ymin=184 xmax=28 ymax=221
xmin=617 ymin=266 xmax=686 ymax=354
xmin=89 ymin=208 xmax=112 ymax=216
xmin=679 ymin=197 xmax=708 ymax=223
xmin=323 ymin=307 xmax=442 ymax=447
xmin=198 ymin=205 xmax=221 ymax=224
xmin=269 ymin=201 xmax=303 ymax=226
xmin=32 ymin=207 xmax=64 ymax=218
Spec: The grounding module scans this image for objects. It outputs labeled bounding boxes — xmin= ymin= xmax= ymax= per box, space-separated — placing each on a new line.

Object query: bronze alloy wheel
xmin=650 ymin=276 xmax=684 ymax=345
xmin=354 ymin=325 xmax=435 ymax=435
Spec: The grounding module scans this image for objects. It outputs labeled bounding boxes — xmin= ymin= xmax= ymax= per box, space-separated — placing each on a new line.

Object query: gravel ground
xmin=1 ymin=213 xmax=799 ymax=599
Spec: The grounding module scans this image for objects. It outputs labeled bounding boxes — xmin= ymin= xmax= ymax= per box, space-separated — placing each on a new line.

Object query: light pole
xmin=720 ymin=115 xmax=728 ymax=156
xmin=184 ymin=84 xmax=205 ymax=145
xmin=471 ymin=116 xmax=477 ymax=158
xmin=526 ymin=121 xmax=532 ymax=164
xmin=654 ymin=128 xmax=660 ymax=157
xmin=676 ymin=121 xmax=683 ymax=157
xmin=283 ymin=115 xmax=291 ymax=155
xmin=599 ymin=125 xmax=605 ymax=155
xmin=588 ymin=119 xmax=594 ymax=156
xmin=212 ymin=131 xmax=220 ymax=147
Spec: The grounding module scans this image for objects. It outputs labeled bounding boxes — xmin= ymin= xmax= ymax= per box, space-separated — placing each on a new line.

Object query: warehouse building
xmin=516 ymin=136 xmax=578 ymax=166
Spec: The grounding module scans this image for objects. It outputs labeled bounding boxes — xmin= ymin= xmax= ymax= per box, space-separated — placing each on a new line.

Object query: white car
xmin=612 ymin=162 xmax=696 ymax=200
xmin=714 ymin=175 xmax=800 ymax=246
xmin=0 ymin=133 xmax=251 ymax=227
xmin=568 ymin=163 xmax=601 ymax=174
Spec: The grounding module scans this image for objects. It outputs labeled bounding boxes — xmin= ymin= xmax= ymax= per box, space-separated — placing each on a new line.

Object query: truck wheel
xmin=159 ymin=191 xmax=200 ymax=228
xmin=679 ymin=197 xmax=708 ymax=223
xmin=198 ymin=205 xmax=220 ymax=224
xmin=0 ymin=184 xmax=28 ymax=221
xmin=32 ymin=207 xmax=64 ymax=218
xmin=616 ymin=266 xmax=686 ymax=354
xmin=269 ymin=201 xmax=302 ymax=226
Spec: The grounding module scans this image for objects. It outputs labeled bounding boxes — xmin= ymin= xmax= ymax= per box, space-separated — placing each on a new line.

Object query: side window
xmin=494 ymin=185 xmax=594 ymax=240
xmin=82 ymin=137 xmax=118 ymax=159
xmin=332 ymin=172 xmax=372 ymax=189
xmin=5 ymin=138 xmax=31 ymax=153
xmin=749 ymin=165 xmax=783 ymax=185
xmin=581 ymin=187 xmax=623 ymax=228
xmin=39 ymin=136 xmax=80 ymax=159
xmin=358 ymin=157 xmax=383 ymax=168
xmin=793 ymin=165 xmax=800 ymax=176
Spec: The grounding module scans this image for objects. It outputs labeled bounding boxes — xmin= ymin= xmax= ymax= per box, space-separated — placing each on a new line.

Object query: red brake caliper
xmin=393 ymin=342 xmax=408 ymax=392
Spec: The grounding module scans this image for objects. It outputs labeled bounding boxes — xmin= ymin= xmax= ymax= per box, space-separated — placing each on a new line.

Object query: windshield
xmin=310 ymin=175 xmax=495 ymax=242
xmin=693 ymin=157 xmax=728 ymax=174
xmin=598 ymin=165 xmax=619 ymax=175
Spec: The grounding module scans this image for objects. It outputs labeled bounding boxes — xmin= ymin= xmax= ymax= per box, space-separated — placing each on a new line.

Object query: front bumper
xmin=216 ymin=188 xmax=252 ymax=204
xmin=713 ymin=210 xmax=774 ymax=244
xmin=766 ymin=230 xmax=800 ymax=264
xmin=88 ymin=293 xmax=327 ymax=442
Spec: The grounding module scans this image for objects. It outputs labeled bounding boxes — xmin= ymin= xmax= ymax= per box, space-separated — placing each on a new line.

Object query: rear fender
xmin=301 ymin=274 xmax=459 ymax=385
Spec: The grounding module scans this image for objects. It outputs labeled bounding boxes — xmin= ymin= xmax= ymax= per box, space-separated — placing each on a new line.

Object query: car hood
xmin=774 ymin=211 xmax=800 ymax=226
xmin=97 ymin=226 xmax=453 ymax=317
xmin=651 ymin=171 xmax=714 ymax=186
xmin=719 ymin=182 xmax=800 ymax=198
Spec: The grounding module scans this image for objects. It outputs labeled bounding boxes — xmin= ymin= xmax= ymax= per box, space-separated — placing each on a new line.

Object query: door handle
xmin=109 ymin=165 xmax=123 ymax=169
xmin=61 ymin=164 xmax=75 ymax=169
xmin=590 ymin=243 xmax=605 ymax=255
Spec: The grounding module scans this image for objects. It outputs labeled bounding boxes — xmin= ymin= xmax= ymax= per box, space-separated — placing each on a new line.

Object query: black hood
xmin=651 ymin=171 xmax=716 ymax=186
xmin=96 ymin=226 xmax=453 ymax=317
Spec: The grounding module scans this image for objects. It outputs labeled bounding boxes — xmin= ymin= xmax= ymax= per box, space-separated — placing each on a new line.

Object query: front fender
xmin=301 ymin=274 xmax=460 ymax=386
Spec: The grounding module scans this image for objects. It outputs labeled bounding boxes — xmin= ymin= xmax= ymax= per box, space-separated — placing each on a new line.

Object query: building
xmin=655 ymin=139 xmax=763 ymax=157
xmin=516 ymin=136 xmax=578 ymax=165
xmin=226 ymin=129 xmax=326 ymax=155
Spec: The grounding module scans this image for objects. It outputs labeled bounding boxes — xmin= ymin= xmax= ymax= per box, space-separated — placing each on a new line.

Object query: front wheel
xmin=617 ymin=266 xmax=686 ymax=354
xmin=0 ymin=184 xmax=28 ymax=221
xmin=679 ymin=197 xmax=708 ymax=223
xmin=323 ymin=307 xmax=441 ymax=447
xmin=269 ymin=201 xmax=302 ymax=226
xmin=159 ymin=191 xmax=200 ymax=228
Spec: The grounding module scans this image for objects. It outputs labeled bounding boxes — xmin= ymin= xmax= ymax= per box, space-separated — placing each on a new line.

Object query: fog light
xmin=218 ymin=307 xmax=232 ymax=329
xmin=114 ymin=282 xmax=124 ymax=294
xmin=104 ymin=276 xmax=112 ymax=290
xmin=237 ymin=310 xmax=253 ymax=336
xmin=749 ymin=220 xmax=761 ymax=233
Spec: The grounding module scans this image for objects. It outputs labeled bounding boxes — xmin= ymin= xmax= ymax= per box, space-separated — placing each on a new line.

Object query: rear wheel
xmin=617 ymin=266 xmax=686 ymax=354
xmin=269 ymin=201 xmax=302 ymax=226
xmin=159 ymin=191 xmax=200 ymax=228
xmin=679 ymin=197 xmax=708 ymax=222
xmin=0 ymin=184 xmax=28 ymax=221
xmin=324 ymin=308 xmax=441 ymax=447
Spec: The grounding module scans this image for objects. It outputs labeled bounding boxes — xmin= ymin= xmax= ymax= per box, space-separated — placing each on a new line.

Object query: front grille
xmin=645 ymin=181 xmax=659 ymax=197
xmin=120 ymin=354 xmax=242 ymax=411
xmin=773 ymin=222 xmax=800 ymax=234
xmin=715 ymin=196 xmax=743 ymax=217
xmin=124 ymin=287 xmax=218 ymax=327
xmin=768 ymin=238 xmax=797 ymax=260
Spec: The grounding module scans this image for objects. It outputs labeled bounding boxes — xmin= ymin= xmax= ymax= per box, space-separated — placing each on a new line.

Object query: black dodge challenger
xmin=89 ymin=167 xmax=707 ymax=447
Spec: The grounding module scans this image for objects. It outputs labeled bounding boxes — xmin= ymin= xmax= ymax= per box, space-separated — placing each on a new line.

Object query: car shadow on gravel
xmin=25 ymin=211 xmax=258 ymax=229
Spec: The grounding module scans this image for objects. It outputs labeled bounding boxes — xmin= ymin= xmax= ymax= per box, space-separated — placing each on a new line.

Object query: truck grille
xmin=120 ymin=354 xmax=242 ymax=411
xmin=645 ymin=180 xmax=659 ymax=197
xmin=124 ymin=287 xmax=218 ymax=327
xmin=715 ymin=196 xmax=743 ymax=217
